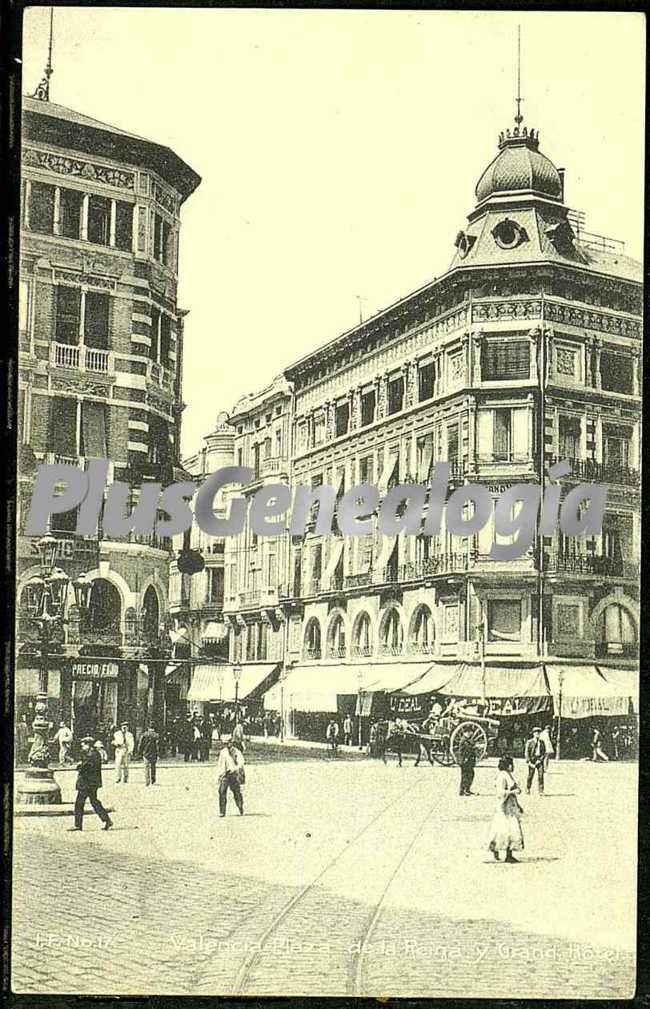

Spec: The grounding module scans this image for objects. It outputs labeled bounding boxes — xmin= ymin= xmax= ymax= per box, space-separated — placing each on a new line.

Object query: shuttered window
xmin=482 ymin=340 xmax=530 ymax=380
xmin=84 ymin=292 xmax=110 ymax=349
xmin=56 ymin=287 xmax=81 ymax=345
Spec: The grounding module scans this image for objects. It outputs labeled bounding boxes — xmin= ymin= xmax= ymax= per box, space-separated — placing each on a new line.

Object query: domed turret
xmin=475 ymin=125 xmax=563 ymax=204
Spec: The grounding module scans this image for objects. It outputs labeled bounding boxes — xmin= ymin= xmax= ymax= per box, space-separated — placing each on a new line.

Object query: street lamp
xmin=556 ymin=670 xmax=564 ymax=761
xmin=232 ymin=662 xmax=242 ymax=719
xmin=16 ymin=536 xmax=90 ymax=805
xmin=357 ymin=670 xmax=364 ymax=750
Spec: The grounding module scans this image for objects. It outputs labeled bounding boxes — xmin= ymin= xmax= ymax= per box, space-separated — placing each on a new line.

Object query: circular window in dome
xmin=492 ymin=218 xmax=527 ymax=250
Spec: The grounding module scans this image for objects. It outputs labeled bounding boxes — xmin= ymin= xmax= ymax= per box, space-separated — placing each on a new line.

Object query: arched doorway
xmin=142 ymin=585 xmax=160 ymax=640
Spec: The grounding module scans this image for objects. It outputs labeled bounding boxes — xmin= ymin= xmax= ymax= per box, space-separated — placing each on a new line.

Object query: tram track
xmin=231 ymin=769 xmax=453 ymax=996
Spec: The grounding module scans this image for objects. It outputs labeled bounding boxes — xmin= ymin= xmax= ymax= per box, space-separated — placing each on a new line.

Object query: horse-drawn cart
xmin=409 ymin=712 xmax=500 ymax=766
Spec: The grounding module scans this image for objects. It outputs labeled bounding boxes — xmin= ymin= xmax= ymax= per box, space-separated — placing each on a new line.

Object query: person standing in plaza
xmin=52 ymin=720 xmax=74 ymax=764
xmin=487 ymin=755 xmax=524 ymax=863
xmin=524 ymin=726 xmax=546 ymax=795
xmin=540 ymin=723 xmax=555 ymax=770
xmin=139 ymin=723 xmax=160 ymax=785
xmin=180 ymin=715 xmax=193 ymax=762
xmin=343 ymin=713 xmax=353 ymax=747
xmin=113 ymin=721 xmax=135 ymax=783
xmin=231 ymin=717 xmax=245 ymax=754
xmin=458 ymin=736 xmax=477 ymax=795
xmin=326 ymin=718 xmax=339 ymax=755
xmin=216 ymin=739 xmax=245 ymax=817
xmin=68 ymin=737 xmax=113 ymax=832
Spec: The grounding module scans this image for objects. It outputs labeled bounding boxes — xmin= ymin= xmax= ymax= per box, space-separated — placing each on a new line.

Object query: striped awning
xmin=188 ymin=663 xmax=279 ymax=703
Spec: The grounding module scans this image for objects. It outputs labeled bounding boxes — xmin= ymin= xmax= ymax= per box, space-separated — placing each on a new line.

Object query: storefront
xmin=70 ymin=660 xmax=119 ymax=741
xmin=187 ymin=662 xmax=280 ymax=728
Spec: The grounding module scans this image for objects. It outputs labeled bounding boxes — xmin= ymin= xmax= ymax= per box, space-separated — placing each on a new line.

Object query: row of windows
xmin=24 ymin=181 xmax=174 ymax=266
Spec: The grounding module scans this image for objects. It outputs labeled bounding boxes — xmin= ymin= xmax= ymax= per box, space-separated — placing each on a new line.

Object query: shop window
xmin=482 ymin=340 xmax=530 ymax=381
xmin=59 ymin=188 xmax=83 ymax=239
xmin=56 ymin=286 xmax=81 ymax=345
xmin=387 ymin=375 xmax=404 ymax=415
xmin=84 ymin=292 xmax=110 ymax=350
xmin=29 ymin=181 xmax=55 ymax=233
xmin=418 ymin=360 xmax=435 ymax=402
xmin=115 ymin=200 xmax=133 ymax=252
xmin=361 ymin=388 xmax=376 ymax=426
xmin=601 ymin=352 xmax=633 ymax=395
xmin=335 ymin=401 xmax=350 ymax=438
xmin=87 ymin=195 xmax=110 ymax=245
xmin=487 ymin=598 xmax=522 ymax=642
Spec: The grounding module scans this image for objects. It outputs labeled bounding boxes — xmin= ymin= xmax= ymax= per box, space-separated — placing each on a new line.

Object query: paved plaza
xmin=12 ymin=751 xmax=636 ymax=998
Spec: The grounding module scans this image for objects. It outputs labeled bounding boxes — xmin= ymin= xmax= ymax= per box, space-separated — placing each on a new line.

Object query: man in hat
xmin=525 ymin=726 xmax=547 ymax=794
xmin=112 ymin=722 xmax=135 ymax=783
xmin=138 ymin=722 xmax=160 ymax=785
xmin=216 ymin=739 xmax=245 ymax=817
xmin=68 ymin=737 xmax=112 ymax=831
xmin=458 ymin=735 xmax=477 ymax=795
xmin=52 ymin=720 xmax=73 ymax=764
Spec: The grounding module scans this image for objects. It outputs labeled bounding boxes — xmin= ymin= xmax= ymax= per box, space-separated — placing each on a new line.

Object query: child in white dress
xmin=488 ymin=755 xmax=524 ymax=863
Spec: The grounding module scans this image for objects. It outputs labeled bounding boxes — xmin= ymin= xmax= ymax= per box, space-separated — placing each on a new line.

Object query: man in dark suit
xmin=525 ymin=726 xmax=547 ymax=794
xmin=458 ymin=737 xmax=477 ymax=795
xmin=68 ymin=737 xmax=113 ymax=831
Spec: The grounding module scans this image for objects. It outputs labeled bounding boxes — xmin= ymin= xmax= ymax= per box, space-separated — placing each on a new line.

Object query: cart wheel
xmin=450 ymin=721 xmax=488 ymax=764
xmin=430 ymin=737 xmax=455 ymax=766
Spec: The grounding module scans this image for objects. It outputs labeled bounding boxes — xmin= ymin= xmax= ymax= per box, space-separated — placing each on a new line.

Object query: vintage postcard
xmin=10 ymin=7 xmax=643 ymax=999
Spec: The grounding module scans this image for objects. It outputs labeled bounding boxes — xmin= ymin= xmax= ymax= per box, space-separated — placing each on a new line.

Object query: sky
xmin=22 ymin=8 xmax=645 ymax=457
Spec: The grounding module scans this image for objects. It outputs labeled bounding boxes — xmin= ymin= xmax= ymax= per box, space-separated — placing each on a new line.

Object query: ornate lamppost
xmin=232 ymin=662 xmax=242 ymax=720
xmin=16 ymin=537 xmax=92 ymax=805
xmin=556 ymin=670 xmax=564 ymax=761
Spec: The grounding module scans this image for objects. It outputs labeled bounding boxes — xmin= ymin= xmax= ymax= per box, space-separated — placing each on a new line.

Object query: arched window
xmin=304 ymin=618 xmax=321 ymax=660
xmin=352 ymin=612 xmax=373 ymax=657
xmin=87 ymin=578 xmax=121 ymax=635
xmin=599 ymin=603 xmax=636 ymax=657
xmin=142 ymin=586 xmax=160 ymax=639
xmin=380 ymin=608 xmax=403 ymax=656
xmin=328 ymin=614 xmax=346 ymax=658
xmin=410 ymin=604 xmax=434 ymax=654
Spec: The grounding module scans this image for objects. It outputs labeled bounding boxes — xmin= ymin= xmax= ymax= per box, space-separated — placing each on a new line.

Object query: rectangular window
xmin=154 ymin=214 xmax=171 ymax=265
xmin=56 ymin=287 xmax=81 ymax=345
xmin=59 ymin=188 xmax=83 ymax=239
xmin=494 ymin=409 xmax=512 ymax=461
xmin=361 ymin=389 xmax=376 ymax=426
xmin=160 ymin=314 xmax=172 ymax=368
xmin=29 ymin=181 xmax=55 ymax=233
xmin=84 ymin=292 xmax=110 ymax=349
xmin=603 ymin=427 xmax=630 ymax=469
xmin=487 ymin=598 xmax=522 ymax=642
xmin=416 ymin=433 xmax=434 ymax=483
xmin=387 ymin=375 xmax=404 ymax=415
xmin=447 ymin=422 xmax=459 ymax=462
xmin=418 ymin=360 xmax=435 ymax=402
xmin=208 ymin=567 xmax=224 ymax=604
xmin=80 ymin=400 xmax=107 ymax=458
xmin=311 ymin=543 xmax=322 ymax=582
xmin=559 ymin=417 xmax=581 ymax=460
xmin=482 ymin=340 xmax=530 ymax=381
xmin=335 ymin=401 xmax=350 ymax=438
xmin=275 ymin=428 xmax=282 ymax=456
xmin=601 ymin=352 xmax=634 ymax=395
xmin=48 ymin=397 xmax=78 ymax=458
xmin=263 ymin=436 xmax=272 ymax=459
xmin=87 ymin=195 xmax=110 ymax=245
xmin=313 ymin=413 xmax=325 ymax=445
xmin=150 ymin=308 xmax=161 ymax=361
xmin=148 ymin=414 xmax=170 ymax=465
xmin=359 ymin=455 xmax=374 ymax=485
xmin=115 ymin=201 xmax=133 ymax=251
xmin=267 ymin=552 xmax=277 ymax=587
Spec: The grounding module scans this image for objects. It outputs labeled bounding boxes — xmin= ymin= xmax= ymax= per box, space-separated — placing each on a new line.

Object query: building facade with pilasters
xmin=16 ymin=95 xmax=200 ymax=743
xmin=277 ymin=116 xmax=641 ymax=740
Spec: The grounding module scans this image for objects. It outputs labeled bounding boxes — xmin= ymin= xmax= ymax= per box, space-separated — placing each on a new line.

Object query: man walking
xmin=458 ymin=736 xmax=477 ymax=795
xmin=52 ymin=721 xmax=74 ymax=764
xmin=113 ymin=722 xmax=135 ymax=783
xmin=68 ymin=737 xmax=112 ymax=831
xmin=216 ymin=739 xmax=245 ymax=817
xmin=343 ymin=713 xmax=353 ymax=747
xmin=591 ymin=725 xmax=609 ymax=762
xmin=525 ymin=726 xmax=547 ymax=794
xmin=139 ymin=723 xmax=159 ymax=785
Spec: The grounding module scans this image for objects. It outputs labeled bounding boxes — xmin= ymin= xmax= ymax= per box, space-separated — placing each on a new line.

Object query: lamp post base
xmin=15 ymin=767 xmax=62 ymax=806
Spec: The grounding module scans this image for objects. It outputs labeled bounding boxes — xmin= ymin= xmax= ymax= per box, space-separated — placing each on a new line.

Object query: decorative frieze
xmin=53 ymin=268 xmax=116 ymax=291
xmin=23 ymin=148 xmax=135 ymax=190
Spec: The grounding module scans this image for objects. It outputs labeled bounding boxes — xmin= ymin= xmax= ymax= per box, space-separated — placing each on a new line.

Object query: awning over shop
xmin=363 ymin=662 xmax=433 ymax=693
xmin=439 ymin=663 xmax=548 ymax=698
xmin=596 ymin=666 xmax=639 ymax=714
xmin=264 ymin=664 xmax=361 ymax=713
xmin=399 ymin=663 xmax=458 ymax=696
xmin=188 ymin=663 xmax=279 ymax=703
xmin=164 ymin=662 xmax=187 ymax=683
xmin=201 ymin=621 xmax=228 ymax=643
xmin=545 ymin=664 xmax=631 ymax=719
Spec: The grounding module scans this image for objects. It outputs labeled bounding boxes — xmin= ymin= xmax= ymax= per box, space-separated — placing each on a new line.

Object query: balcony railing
xmin=379 ymin=643 xmax=403 ymax=656
xmin=305 ymin=646 xmax=321 ymax=660
xmin=549 ymin=455 xmax=639 ymax=488
xmin=546 ymin=552 xmax=639 ymax=579
xmin=260 ymin=456 xmax=286 ymax=477
xmin=327 ymin=644 xmax=347 ymax=659
xmin=410 ymin=640 xmax=436 ymax=655
xmin=399 ymin=552 xmax=473 ymax=580
xmin=476 ymin=452 xmax=531 ymax=465
xmin=351 ymin=644 xmax=373 ymax=658
xmin=52 ymin=343 xmax=111 ymax=373
xmin=345 ymin=572 xmax=372 ymax=589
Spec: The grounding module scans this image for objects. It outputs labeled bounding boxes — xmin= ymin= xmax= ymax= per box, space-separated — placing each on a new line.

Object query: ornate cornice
xmin=23 ymin=147 xmax=135 ymax=190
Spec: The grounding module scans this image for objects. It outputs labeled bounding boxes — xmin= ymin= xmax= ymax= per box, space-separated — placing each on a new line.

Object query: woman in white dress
xmin=488 ymin=755 xmax=524 ymax=863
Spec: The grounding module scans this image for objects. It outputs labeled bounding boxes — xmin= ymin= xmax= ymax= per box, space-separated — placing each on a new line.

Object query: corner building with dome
xmin=245 ymin=114 xmax=641 ymax=751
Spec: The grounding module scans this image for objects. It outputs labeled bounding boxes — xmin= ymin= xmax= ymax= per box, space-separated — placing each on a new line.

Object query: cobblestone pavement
xmin=12 ymin=754 xmax=636 ymax=997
